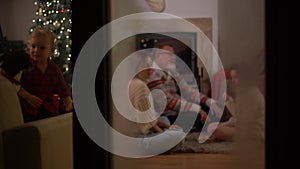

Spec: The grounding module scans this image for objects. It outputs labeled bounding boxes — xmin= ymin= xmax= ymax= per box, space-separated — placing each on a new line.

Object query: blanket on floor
xmin=170 ymin=132 xmax=234 ymax=154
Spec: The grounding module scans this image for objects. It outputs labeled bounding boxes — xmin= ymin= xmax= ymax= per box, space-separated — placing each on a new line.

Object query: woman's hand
xmin=169 ymin=125 xmax=183 ymax=132
xmin=151 ymin=125 xmax=164 ymax=133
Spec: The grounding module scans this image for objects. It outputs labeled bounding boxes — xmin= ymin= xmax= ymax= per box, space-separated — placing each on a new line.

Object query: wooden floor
xmin=113 ymin=153 xmax=233 ymax=169
xmin=113 ymin=153 xmax=227 ymax=169
xmin=112 ymin=150 xmax=265 ymax=169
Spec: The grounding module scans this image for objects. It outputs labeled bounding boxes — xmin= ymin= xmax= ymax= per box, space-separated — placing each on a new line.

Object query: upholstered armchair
xmin=0 ymin=74 xmax=73 ymax=169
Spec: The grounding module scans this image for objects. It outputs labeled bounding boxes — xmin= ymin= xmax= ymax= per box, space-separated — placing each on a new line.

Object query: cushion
xmin=0 ymin=74 xmax=23 ymax=131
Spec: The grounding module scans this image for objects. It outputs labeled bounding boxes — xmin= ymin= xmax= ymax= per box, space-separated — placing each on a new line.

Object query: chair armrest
xmin=2 ymin=113 xmax=73 ymax=169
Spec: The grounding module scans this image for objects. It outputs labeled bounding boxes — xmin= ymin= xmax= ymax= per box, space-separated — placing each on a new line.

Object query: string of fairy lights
xmin=29 ymin=0 xmax=72 ymax=86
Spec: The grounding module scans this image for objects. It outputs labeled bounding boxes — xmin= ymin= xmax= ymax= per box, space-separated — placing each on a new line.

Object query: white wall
xmin=218 ymin=0 xmax=265 ymax=69
xmin=164 ymin=0 xmax=218 ymax=50
xmin=110 ymin=0 xmax=219 ymax=78
xmin=0 ymin=0 xmax=36 ymax=40
xmin=164 ymin=0 xmax=219 ymax=76
xmin=111 ymin=0 xmax=218 ymax=50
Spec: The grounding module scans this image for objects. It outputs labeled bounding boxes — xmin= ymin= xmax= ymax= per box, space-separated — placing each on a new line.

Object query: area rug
xmin=170 ymin=132 xmax=234 ymax=154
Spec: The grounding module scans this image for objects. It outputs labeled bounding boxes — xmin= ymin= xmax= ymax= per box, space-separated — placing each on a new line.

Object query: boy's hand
xmin=27 ymin=94 xmax=43 ymax=108
xmin=64 ymin=101 xmax=73 ymax=112
xmin=63 ymin=96 xmax=73 ymax=112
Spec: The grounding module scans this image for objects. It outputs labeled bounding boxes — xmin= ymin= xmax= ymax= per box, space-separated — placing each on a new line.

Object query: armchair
xmin=0 ymin=74 xmax=73 ymax=169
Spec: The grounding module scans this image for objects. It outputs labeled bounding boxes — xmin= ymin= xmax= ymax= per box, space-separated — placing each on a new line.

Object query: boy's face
xmin=29 ymin=36 xmax=54 ymax=63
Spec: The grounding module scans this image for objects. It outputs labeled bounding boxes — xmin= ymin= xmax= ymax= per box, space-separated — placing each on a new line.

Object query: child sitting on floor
xmin=206 ymin=65 xmax=265 ymax=142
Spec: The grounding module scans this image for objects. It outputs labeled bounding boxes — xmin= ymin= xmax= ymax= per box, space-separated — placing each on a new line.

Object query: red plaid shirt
xmin=19 ymin=60 xmax=71 ymax=116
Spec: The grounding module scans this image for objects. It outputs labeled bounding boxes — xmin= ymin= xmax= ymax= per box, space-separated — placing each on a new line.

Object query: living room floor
xmin=113 ymin=153 xmax=232 ymax=169
xmin=112 ymin=149 xmax=265 ymax=169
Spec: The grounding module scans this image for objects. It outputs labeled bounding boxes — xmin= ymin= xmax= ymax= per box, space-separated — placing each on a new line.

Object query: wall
xmin=109 ymin=0 xmax=219 ymax=90
xmin=0 ymin=0 xmax=36 ymax=41
xmin=110 ymin=0 xmax=218 ymax=52
xmin=165 ymin=0 xmax=219 ymax=77
xmin=164 ymin=0 xmax=218 ymax=50
xmin=218 ymin=0 xmax=265 ymax=69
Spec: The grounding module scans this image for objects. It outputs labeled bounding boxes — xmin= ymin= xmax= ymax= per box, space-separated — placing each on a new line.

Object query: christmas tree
xmin=29 ymin=0 xmax=72 ymax=88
